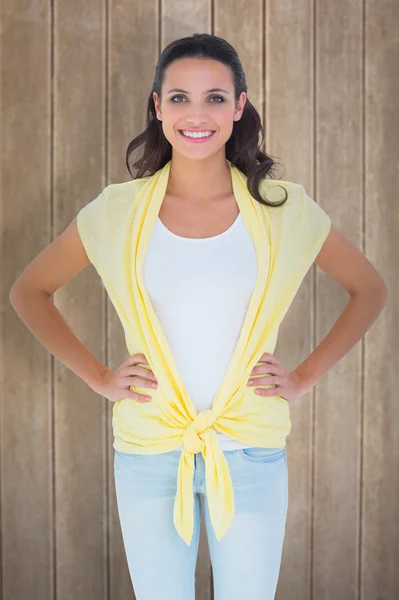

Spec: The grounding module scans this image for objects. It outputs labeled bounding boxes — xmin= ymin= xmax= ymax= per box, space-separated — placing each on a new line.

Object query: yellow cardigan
xmin=77 ymin=159 xmax=331 ymax=546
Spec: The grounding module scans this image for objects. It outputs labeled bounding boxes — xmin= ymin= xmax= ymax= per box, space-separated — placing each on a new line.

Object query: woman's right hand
xmin=95 ymin=353 xmax=158 ymax=403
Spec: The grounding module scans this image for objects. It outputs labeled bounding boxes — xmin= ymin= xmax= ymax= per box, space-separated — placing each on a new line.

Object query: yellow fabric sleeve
xmin=75 ymin=191 xmax=107 ymax=271
xmin=267 ymin=181 xmax=332 ymax=276
xmin=298 ymin=184 xmax=332 ymax=264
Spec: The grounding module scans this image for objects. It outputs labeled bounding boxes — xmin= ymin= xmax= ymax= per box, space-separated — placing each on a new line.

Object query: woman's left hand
xmin=246 ymin=352 xmax=311 ymax=404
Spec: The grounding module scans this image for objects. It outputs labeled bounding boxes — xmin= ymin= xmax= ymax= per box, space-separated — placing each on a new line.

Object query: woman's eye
xmin=170 ymin=95 xmax=186 ymax=103
xmin=170 ymin=95 xmax=224 ymax=103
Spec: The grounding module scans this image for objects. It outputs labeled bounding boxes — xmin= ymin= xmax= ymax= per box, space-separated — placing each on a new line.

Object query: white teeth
xmin=181 ymin=130 xmax=214 ymax=139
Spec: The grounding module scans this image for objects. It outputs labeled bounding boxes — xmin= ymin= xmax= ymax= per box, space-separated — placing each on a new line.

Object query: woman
xmin=10 ymin=33 xmax=388 ymax=600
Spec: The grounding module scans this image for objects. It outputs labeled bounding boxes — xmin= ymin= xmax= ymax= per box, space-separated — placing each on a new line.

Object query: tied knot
xmin=183 ymin=409 xmax=217 ymax=454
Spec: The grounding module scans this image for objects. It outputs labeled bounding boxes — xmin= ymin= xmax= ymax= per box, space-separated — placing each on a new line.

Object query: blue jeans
xmin=114 ymin=446 xmax=288 ymax=600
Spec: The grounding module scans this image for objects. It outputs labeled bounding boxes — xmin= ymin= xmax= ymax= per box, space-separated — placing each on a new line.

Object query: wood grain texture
xmin=1 ymin=1 xmax=397 ymax=599
xmin=1 ymin=2 xmax=54 ymax=599
xmin=363 ymin=0 xmax=399 ymax=598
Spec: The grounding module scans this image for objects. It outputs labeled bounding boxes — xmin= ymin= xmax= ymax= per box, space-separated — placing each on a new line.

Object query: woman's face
xmin=153 ymin=57 xmax=246 ymax=160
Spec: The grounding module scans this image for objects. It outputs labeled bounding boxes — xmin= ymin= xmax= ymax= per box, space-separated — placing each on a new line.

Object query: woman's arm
xmin=9 ymin=218 xmax=109 ymax=393
xmin=294 ymin=223 xmax=389 ymax=390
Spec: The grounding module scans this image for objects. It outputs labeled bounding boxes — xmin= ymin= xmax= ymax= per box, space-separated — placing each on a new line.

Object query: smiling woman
xmin=9 ymin=30 xmax=387 ymax=600
xmin=125 ymin=34 xmax=289 ymax=209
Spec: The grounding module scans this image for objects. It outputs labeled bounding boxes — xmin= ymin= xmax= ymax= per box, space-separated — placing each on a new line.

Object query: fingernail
xmin=151 ymin=382 xmax=157 ymax=388
xmin=255 ymin=389 xmax=261 ymax=394
xmin=248 ymin=380 xmax=254 ymax=385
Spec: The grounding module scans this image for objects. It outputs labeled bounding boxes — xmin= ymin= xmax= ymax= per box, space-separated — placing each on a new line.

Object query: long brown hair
xmin=126 ymin=32 xmax=287 ymax=208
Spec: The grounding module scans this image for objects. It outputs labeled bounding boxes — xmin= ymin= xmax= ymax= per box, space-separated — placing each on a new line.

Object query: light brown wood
xmin=1 ymin=2 xmax=54 ymax=599
xmin=2 ymin=0 xmax=397 ymax=599
xmin=363 ymin=1 xmax=399 ymax=598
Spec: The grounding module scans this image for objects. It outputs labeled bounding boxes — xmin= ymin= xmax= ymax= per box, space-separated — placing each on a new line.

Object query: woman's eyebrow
xmin=166 ymin=87 xmax=230 ymax=95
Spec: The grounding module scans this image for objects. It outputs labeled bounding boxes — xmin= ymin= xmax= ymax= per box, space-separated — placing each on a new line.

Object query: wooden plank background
xmin=2 ymin=1 xmax=397 ymax=599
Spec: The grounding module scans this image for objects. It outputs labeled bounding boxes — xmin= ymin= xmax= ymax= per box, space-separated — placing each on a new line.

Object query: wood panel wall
xmin=2 ymin=1 xmax=397 ymax=599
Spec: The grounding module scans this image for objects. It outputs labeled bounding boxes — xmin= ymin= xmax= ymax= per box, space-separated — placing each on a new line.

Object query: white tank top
xmin=143 ymin=211 xmax=259 ymax=451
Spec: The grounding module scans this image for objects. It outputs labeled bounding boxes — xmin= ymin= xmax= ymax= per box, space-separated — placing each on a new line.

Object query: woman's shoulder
xmin=260 ymin=177 xmax=331 ymax=236
xmin=78 ymin=176 xmax=150 ymax=223
xmin=76 ymin=176 xmax=151 ymax=269
xmin=103 ymin=176 xmax=150 ymax=210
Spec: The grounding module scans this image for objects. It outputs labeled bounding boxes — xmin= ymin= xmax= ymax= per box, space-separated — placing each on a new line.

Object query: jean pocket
xmin=239 ymin=446 xmax=286 ymax=463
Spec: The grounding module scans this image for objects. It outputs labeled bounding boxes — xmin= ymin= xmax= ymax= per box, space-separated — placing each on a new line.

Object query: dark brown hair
xmin=126 ymin=33 xmax=287 ymax=208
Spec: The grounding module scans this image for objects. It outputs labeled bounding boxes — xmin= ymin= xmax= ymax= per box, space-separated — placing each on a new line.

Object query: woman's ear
xmin=153 ymin=92 xmax=162 ymax=120
xmin=233 ymin=92 xmax=247 ymax=122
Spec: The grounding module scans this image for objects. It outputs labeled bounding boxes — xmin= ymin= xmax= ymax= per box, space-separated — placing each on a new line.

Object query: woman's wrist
xmin=291 ymin=369 xmax=317 ymax=396
xmin=88 ymin=366 xmax=112 ymax=394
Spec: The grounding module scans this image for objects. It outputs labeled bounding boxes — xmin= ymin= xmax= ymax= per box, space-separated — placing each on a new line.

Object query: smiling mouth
xmin=178 ymin=130 xmax=216 ymax=141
